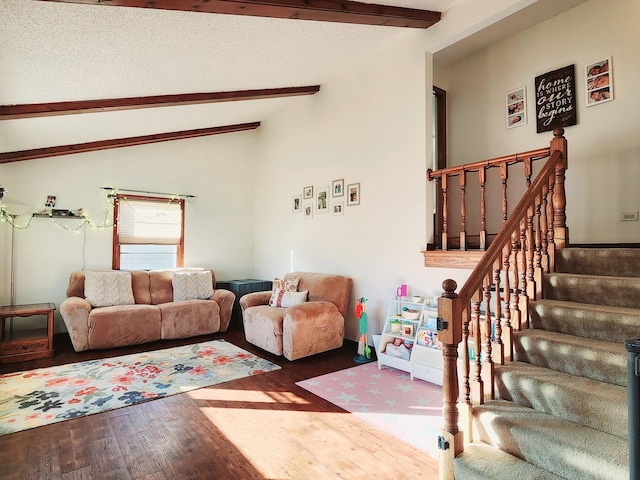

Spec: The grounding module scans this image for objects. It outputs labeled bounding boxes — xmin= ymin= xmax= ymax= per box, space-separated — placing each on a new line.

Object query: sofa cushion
xmin=269 ymin=277 xmax=300 ymax=305
xmin=269 ymin=290 xmax=308 ymax=308
xmin=172 ymin=271 xmax=214 ymax=301
xmin=84 ymin=271 xmax=135 ymax=308
xmin=159 ymin=300 xmax=220 ymax=339
xmin=285 ymin=272 xmax=352 ymax=317
xmin=242 ymin=305 xmax=286 ymax=356
xmin=87 ymin=304 xmax=161 ymax=349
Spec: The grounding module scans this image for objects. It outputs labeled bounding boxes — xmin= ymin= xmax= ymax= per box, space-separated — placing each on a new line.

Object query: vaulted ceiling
xmin=0 ymin=0 xmax=587 ymax=163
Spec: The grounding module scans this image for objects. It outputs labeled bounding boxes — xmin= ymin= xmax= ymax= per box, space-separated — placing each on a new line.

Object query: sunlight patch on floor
xmin=187 ymin=387 xmax=310 ymax=404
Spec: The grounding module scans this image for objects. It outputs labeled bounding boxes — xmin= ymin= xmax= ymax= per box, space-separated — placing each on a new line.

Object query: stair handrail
xmin=436 ymin=128 xmax=568 ymax=480
xmin=427 ymin=146 xmax=550 ymax=180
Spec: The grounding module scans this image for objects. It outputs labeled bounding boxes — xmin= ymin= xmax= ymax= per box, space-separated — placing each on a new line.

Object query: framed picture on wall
xmin=332 ymin=179 xmax=344 ymax=197
xmin=304 ymin=203 xmax=313 ymax=219
xmin=292 ymin=194 xmax=302 ymax=213
xmin=332 ymin=201 xmax=344 ymax=215
xmin=316 ymin=186 xmax=329 ymax=213
xmin=303 ymin=186 xmax=313 ymax=200
xmin=585 ymin=57 xmax=613 ymax=106
xmin=506 ymin=87 xmax=527 ymax=129
xmin=347 ymin=183 xmax=360 ymax=206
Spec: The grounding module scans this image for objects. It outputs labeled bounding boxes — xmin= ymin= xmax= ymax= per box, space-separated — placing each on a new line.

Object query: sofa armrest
xmin=59 ymin=296 xmax=92 ymax=352
xmin=212 ymin=289 xmax=236 ymax=332
xmin=282 ymin=301 xmax=345 ymax=360
xmin=239 ymin=291 xmax=272 ymax=311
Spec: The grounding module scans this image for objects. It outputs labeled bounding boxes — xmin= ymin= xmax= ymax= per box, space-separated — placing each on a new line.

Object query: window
xmin=112 ymin=194 xmax=184 ymax=270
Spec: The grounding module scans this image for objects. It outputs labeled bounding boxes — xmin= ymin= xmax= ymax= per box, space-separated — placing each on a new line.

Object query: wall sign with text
xmin=534 ymin=64 xmax=577 ymax=133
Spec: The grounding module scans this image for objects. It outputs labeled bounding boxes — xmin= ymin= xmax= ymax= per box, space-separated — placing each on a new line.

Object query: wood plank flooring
xmin=0 ymin=327 xmax=440 ymax=479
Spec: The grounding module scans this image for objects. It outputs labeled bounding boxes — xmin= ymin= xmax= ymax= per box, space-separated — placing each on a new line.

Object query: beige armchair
xmin=239 ymin=272 xmax=352 ymax=361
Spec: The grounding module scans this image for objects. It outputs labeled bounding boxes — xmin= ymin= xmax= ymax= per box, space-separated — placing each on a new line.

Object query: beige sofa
xmin=60 ymin=270 xmax=235 ymax=352
xmin=239 ymin=272 xmax=352 ymax=361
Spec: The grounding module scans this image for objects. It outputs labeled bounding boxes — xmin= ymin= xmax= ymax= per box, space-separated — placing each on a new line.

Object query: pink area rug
xmin=296 ymin=361 xmax=443 ymax=457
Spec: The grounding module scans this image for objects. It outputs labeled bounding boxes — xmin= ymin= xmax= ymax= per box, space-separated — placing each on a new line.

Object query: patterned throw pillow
xmin=172 ymin=271 xmax=214 ymax=301
xmin=269 ymin=290 xmax=309 ymax=308
xmin=269 ymin=277 xmax=300 ymax=305
xmin=85 ymin=271 xmax=135 ymax=308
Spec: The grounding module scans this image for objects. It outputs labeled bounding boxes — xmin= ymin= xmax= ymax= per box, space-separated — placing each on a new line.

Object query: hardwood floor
xmin=0 ymin=326 xmax=440 ymax=479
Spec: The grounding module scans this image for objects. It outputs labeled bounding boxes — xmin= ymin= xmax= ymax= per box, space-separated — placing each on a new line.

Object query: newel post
xmin=438 ymin=279 xmax=464 ymax=480
xmin=550 ymin=128 xmax=568 ymax=248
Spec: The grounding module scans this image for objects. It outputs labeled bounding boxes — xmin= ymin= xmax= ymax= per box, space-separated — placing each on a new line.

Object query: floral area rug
xmin=0 ymin=339 xmax=280 ymax=436
xmin=296 ymin=361 xmax=443 ymax=458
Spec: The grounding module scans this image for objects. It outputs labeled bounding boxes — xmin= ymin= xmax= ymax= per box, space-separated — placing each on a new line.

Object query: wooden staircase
xmin=426 ymin=130 xmax=633 ymax=479
xmin=453 ymin=247 xmax=635 ymax=479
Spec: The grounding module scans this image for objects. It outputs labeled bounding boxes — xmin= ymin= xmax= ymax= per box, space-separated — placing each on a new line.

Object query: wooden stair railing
xmin=434 ymin=129 xmax=568 ymax=480
xmin=427 ymin=142 xmax=554 ymax=252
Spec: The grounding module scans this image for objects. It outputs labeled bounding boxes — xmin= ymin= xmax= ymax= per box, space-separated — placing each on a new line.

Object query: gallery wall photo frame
xmin=332 ymin=201 xmax=344 ymax=216
xmin=303 ymin=186 xmax=314 ymax=200
xmin=347 ymin=182 xmax=360 ymax=206
xmin=292 ymin=194 xmax=302 ymax=213
xmin=585 ymin=57 xmax=613 ymax=107
xmin=506 ymin=87 xmax=527 ymax=129
xmin=304 ymin=202 xmax=314 ymax=219
xmin=332 ymin=179 xmax=344 ymax=197
xmin=316 ymin=186 xmax=329 ymax=213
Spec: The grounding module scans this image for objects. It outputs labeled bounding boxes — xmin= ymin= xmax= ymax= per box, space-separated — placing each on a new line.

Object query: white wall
xmin=0 ymin=131 xmax=258 ymax=331
xmin=436 ymin=0 xmax=640 ymax=244
xmin=253 ymin=32 xmax=468 ymax=342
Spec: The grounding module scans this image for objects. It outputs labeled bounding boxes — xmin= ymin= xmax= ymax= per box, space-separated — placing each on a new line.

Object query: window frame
xmin=112 ymin=194 xmax=185 ymax=270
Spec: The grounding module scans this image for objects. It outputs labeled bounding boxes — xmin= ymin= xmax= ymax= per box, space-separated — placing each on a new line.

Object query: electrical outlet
xmin=620 ymin=211 xmax=639 ymax=222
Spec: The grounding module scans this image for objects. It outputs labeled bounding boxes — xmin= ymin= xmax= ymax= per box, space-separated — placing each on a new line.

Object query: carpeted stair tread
xmin=543 ymin=272 xmax=640 ymax=309
xmin=513 ymin=328 xmax=627 ymax=386
xmin=472 ymin=399 xmax=629 ymax=480
xmin=530 ymin=299 xmax=640 ymax=343
xmin=494 ymin=361 xmax=627 ymax=438
xmin=556 ymin=247 xmax=640 ymax=277
xmin=454 ymin=443 xmax=564 ymax=480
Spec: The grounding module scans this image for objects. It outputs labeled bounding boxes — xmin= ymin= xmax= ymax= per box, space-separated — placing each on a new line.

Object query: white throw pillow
xmin=85 ymin=271 xmax=135 ymax=308
xmin=269 ymin=289 xmax=308 ymax=308
xmin=172 ymin=270 xmax=214 ymax=301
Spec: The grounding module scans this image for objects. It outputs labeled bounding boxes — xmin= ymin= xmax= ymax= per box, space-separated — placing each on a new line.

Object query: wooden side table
xmin=0 ymin=303 xmax=55 ymax=363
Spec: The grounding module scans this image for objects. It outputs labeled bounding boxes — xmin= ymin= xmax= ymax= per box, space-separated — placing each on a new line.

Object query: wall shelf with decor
xmin=33 ymin=213 xmax=85 ymax=219
xmin=374 ymin=298 xmax=443 ymax=385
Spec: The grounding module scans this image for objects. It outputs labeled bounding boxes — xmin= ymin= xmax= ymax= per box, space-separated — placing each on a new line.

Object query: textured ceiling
xmin=0 ymin=0 xmax=585 ymax=153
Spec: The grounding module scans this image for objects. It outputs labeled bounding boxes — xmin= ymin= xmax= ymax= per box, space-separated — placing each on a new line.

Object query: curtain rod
xmin=101 ymin=186 xmax=196 ymax=199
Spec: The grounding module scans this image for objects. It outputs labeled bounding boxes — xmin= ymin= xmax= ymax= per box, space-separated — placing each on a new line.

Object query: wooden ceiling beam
xmin=38 ymin=0 xmax=441 ymax=29
xmin=0 ymin=122 xmax=260 ymax=164
xmin=0 ymin=86 xmax=320 ymax=120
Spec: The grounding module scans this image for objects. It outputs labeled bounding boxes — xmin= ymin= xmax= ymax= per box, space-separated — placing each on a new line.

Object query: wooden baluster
xmin=534 ymin=194 xmax=543 ymax=300
xmin=501 ymin=162 xmax=508 ymax=223
xmin=540 ymin=182 xmax=550 ymax=272
xmin=502 ymin=241 xmax=513 ymax=361
xmin=518 ymin=218 xmax=530 ymax=328
xmin=471 ymin=290 xmax=484 ymax=405
xmin=460 ymin=171 xmax=467 ymax=251
xmin=526 ymin=205 xmax=536 ymax=301
xmin=482 ymin=275 xmax=495 ymax=401
xmin=460 ymin=306 xmax=473 ymax=444
xmin=493 ymin=257 xmax=504 ymax=366
xmin=442 ymin=174 xmax=449 ymax=251
xmin=551 ymin=128 xmax=568 ymax=248
xmin=510 ymin=230 xmax=521 ymax=332
xmin=547 ymin=173 xmax=556 ymax=271
xmin=438 ymin=280 xmax=463 ymax=480
xmin=524 ymin=156 xmax=532 ymax=187
xmin=479 ymin=167 xmax=487 ymax=250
